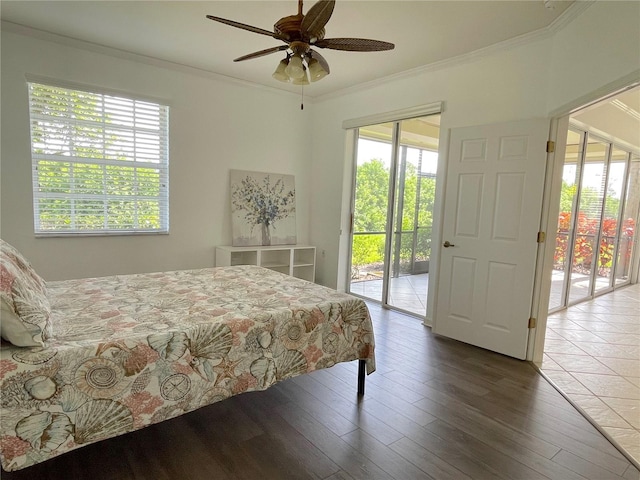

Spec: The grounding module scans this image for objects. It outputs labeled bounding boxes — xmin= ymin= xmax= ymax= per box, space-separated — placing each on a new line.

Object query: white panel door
xmin=433 ymin=119 xmax=549 ymax=359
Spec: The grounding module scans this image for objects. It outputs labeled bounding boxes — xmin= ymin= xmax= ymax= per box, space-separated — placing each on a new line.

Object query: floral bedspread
xmin=0 ymin=265 xmax=375 ymax=471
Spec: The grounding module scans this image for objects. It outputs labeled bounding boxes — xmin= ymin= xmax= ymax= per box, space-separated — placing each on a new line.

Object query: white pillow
xmin=0 ymin=298 xmax=47 ymax=347
xmin=0 ymin=239 xmax=51 ymax=347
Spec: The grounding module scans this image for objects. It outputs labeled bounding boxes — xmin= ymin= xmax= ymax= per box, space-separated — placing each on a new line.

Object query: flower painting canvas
xmin=230 ymin=170 xmax=297 ymax=246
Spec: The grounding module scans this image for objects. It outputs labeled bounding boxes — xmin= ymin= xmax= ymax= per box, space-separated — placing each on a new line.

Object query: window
xmin=28 ymin=82 xmax=169 ymax=235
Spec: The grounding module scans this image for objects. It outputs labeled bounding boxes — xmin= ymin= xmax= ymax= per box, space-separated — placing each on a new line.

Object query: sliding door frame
xmin=342 ymin=102 xmax=443 ymax=319
xmin=380 ymin=123 xmax=401 ymax=307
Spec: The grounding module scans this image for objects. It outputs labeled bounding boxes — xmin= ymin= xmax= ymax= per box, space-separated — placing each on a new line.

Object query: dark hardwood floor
xmin=4 ymin=304 xmax=639 ymax=479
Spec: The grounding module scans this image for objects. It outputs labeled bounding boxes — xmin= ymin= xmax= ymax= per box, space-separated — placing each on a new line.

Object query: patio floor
xmin=349 ymin=273 xmax=429 ymax=317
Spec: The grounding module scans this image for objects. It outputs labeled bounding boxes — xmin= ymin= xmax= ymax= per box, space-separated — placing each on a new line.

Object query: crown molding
xmin=314 ymin=0 xmax=595 ymax=103
xmin=611 ymin=99 xmax=640 ymax=122
xmin=1 ymin=1 xmax=594 ymax=105
xmin=0 ymin=20 xmax=305 ymax=102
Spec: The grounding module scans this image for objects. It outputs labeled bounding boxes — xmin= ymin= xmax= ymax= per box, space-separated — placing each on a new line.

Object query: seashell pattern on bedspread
xmin=0 ymin=265 xmax=375 ymax=471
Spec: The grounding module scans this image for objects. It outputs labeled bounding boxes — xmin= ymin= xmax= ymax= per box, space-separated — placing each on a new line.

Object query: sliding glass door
xmin=549 ymin=126 xmax=639 ymax=311
xmin=567 ymin=137 xmax=610 ymax=304
xmin=594 ymin=149 xmax=628 ymax=294
xmin=615 ymin=155 xmax=640 ymax=285
xmin=348 ymin=123 xmax=394 ymax=305
xmin=348 ymin=115 xmax=440 ymax=317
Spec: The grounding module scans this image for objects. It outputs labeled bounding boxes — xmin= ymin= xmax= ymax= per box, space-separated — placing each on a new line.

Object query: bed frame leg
xmin=357 ymin=359 xmax=366 ymax=395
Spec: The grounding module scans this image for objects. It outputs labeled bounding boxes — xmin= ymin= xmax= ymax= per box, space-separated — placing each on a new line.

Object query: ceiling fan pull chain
xmin=301 ymin=84 xmax=304 ymax=110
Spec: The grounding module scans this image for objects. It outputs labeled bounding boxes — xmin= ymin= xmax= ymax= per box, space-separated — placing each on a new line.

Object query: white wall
xmin=310 ymin=1 xmax=640 ymax=291
xmin=1 ymin=29 xmax=312 ymax=281
xmin=547 ymin=1 xmax=640 ymax=115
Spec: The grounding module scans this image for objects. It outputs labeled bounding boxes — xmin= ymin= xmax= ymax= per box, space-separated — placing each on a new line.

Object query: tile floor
xmin=541 ymin=283 xmax=640 ymax=463
xmin=349 ymin=273 xmax=429 ymax=316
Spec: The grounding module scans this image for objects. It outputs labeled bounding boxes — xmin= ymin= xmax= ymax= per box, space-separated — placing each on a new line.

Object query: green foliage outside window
xmin=29 ymin=83 xmax=168 ymax=233
xmin=352 ymin=155 xmax=436 ymax=272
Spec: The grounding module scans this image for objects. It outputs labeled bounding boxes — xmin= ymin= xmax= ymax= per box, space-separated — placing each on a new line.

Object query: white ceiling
xmin=572 ymin=87 xmax=640 ymax=151
xmin=1 ymin=0 xmax=574 ymax=98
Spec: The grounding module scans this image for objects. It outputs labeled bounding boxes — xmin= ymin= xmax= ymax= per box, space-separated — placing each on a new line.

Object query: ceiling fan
xmin=206 ymin=0 xmax=395 ymax=85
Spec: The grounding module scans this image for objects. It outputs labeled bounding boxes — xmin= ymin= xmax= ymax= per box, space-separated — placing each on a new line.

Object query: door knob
xmin=443 ymin=241 xmax=455 ymax=248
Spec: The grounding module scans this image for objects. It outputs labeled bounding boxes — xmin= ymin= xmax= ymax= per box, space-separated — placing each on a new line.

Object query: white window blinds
xmin=28 ymin=82 xmax=169 ymax=235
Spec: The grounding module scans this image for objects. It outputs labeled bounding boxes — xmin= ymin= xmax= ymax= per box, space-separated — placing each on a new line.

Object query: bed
xmin=0 ymin=240 xmax=375 ymax=472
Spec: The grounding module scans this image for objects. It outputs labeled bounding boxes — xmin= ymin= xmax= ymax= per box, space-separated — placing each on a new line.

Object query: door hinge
xmin=537 ymin=231 xmax=546 ymax=243
xmin=528 ymin=317 xmax=537 ymax=329
xmin=350 ymin=213 xmax=354 ymax=234
xmin=546 ymin=140 xmax=555 ymax=153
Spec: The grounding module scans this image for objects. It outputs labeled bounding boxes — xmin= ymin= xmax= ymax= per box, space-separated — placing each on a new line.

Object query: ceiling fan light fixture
xmin=307 ymin=58 xmax=328 ymax=82
xmin=272 ymin=58 xmax=290 ymax=82
xmin=291 ymin=71 xmax=310 ymax=85
xmin=285 ymin=56 xmax=305 ymax=80
xmin=207 ymin=0 xmax=395 ymax=96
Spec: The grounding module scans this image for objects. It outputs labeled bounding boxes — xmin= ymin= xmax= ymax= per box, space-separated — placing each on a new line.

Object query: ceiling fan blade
xmin=234 ymin=45 xmax=289 ymax=62
xmin=309 ymin=49 xmax=330 ymax=74
xmin=206 ymin=15 xmax=278 ymax=38
xmin=314 ymin=38 xmax=395 ymax=52
xmin=301 ymin=0 xmax=335 ymax=40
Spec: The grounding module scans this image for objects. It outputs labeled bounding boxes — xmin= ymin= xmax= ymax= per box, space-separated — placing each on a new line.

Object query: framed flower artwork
xmin=230 ymin=170 xmax=297 ymax=246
